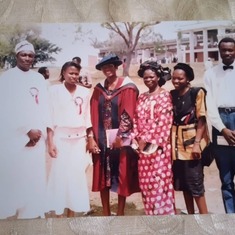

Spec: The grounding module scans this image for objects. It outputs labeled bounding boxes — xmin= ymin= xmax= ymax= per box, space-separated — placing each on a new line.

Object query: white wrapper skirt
xmin=46 ymin=127 xmax=90 ymax=214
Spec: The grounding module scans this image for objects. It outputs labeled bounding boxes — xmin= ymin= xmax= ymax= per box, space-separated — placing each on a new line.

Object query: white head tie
xmin=15 ymin=40 xmax=35 ymax=54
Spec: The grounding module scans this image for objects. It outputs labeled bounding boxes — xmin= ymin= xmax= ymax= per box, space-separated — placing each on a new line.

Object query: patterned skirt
xmin=138 ymin=147 xmax=175 ymax=215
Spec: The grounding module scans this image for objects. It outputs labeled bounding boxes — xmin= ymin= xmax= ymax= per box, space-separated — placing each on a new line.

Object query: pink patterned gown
xmin=132 ymin=89 xmax=175 ymax=215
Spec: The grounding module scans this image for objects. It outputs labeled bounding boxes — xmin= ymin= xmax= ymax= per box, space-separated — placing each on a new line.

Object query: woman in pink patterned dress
xmin=131 ymin=61 xmax=175 ymax=215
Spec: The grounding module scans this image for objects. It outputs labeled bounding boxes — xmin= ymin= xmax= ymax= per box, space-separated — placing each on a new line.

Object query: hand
xmin=87 ymin=137 xmax=101 ymax=154
xmin=25 ymin=140 xmax=36 ymax=147
xmin=191 ymin=143 xmax=201 ymax=159
xmin=222 ymin=128 xmax=235 ymax=145
xmin=138 ymin=138 xmax=147 ymax=152
xmin=27 ymin=129 xmax=42 ymax=145
xmin=112 ymin=136 xmax=123 ymax=149
xmin=48 ymin=143 xmax=57 ymax=158
xmin=131 ymin=139 xmax=139 ymax=152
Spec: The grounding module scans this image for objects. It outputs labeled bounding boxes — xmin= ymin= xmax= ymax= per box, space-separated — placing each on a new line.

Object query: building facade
xmin=176 ymin=21 xmax=235 ymax=63
xmin=97 ymin=21 xmax=235 ymax=65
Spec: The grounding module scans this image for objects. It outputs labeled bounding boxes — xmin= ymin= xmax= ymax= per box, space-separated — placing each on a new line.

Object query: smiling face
xmin=219 ymin=42 xmax=235 ymax=65
xmin=16 ymin=51 xmax=35 ymax=71
xmin=63 ymin=66 xmax=80 ymax=85
xmin=143 ymin=69 xmax=159 ymax=92
xmin=101 ymin=63 xmax=117 ymax=78
xmin=172 ymin=69 xmax=189 ymax=91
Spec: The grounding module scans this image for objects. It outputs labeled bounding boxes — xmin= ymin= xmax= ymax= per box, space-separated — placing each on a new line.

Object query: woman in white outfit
xmin=47 ymin=61 xmax=91 ymax=217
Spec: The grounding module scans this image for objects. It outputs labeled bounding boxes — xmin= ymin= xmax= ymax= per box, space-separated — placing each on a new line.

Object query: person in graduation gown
xmin=87 ymin=54 xmax=140 ymax=216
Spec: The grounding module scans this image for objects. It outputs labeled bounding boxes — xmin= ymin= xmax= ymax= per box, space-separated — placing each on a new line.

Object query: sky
xmin=40 ymin=23 xmax=109 ymax=67
xmin=38 ymin=21 xmax=218 ymax=67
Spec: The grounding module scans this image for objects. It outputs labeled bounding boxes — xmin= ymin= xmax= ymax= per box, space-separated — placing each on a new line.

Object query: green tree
xmin=0 ymin=24 xmax=61 ymax=68
xmin=92 ymin=22 xmax=160 ymax=76
xmin=31 ymin=37 xmax=61 ymax=67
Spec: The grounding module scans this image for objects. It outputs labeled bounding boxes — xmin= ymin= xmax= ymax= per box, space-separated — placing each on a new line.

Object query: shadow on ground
xmin=85 ymin=202 xmax=145 ymax=216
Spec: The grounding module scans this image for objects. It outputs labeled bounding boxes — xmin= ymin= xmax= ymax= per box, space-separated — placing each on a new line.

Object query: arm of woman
xmin=86 ymin=127 xmax=101 ymax=154
xmin=118 ymin=87 xmax=138 ymax=135
xmin=192 ymin=116 xmax=206 ymax=159
xmin=147 ymin=91 xmax=173 ymax=146
xmin=112 ymin=110 xmax=132 ymax=148
xmin=113 ymin=87 xmax=138 ymax=148
xmin=192 ymin=88 xmax=207 ymax=159
xmin=130 ymin=111 xmax=141 ymax=151
xmin=47 ymin=127 xmax=57 ymax=158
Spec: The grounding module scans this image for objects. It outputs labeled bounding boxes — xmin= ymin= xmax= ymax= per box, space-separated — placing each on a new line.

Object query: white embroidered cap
xmin=15 ymin=40 xmax=35 ymax=54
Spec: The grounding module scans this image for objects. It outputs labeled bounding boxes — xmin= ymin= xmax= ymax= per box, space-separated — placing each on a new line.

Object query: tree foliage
xmin=91 ymin=22 xmax=161 ymax=76
xmin=0 ymin=24 xmax=61 ymax=68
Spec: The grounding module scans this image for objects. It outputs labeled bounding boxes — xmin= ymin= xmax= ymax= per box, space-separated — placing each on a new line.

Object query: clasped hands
xmin=87 ymin=136 xmax=125 ymax=154
xmin=86 ymin=137 xmax=101 ymax=154
xmin=26 ymin=129 xmax=42 ymax=147
xmin=131 ymin=138 xmax=147 ymax=153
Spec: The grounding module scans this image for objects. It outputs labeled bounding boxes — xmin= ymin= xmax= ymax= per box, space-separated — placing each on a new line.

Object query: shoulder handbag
xmin=201 ymin=142 xmax=215 ymax=167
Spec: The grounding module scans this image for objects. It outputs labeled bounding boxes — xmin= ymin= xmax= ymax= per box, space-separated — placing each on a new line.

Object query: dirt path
xmin=85 ymin=160 xmax=225 ymax=216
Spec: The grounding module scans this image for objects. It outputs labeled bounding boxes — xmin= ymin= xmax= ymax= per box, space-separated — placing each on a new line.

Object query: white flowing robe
xmin=46 ymin=83 xmax=91 ymax=214
xmin=0 ymin=67 xmax=51 ymax=219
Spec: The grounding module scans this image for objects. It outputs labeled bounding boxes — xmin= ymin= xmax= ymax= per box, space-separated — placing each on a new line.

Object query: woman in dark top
xmin=170 ymin=63 xmax=208 ymax=214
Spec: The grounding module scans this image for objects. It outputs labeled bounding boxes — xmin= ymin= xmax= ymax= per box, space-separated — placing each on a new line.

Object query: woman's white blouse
xmin=49 ymin=83 xmax=91 ymax=130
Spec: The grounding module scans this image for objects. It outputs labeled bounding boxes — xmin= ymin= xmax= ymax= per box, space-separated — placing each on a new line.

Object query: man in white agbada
xmin=0 ymin=40 xmax=51 ymax=219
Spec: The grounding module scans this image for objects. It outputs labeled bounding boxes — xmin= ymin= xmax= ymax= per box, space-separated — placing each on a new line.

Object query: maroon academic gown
xmin=90 ymin=77 xmax=140 ymax=196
